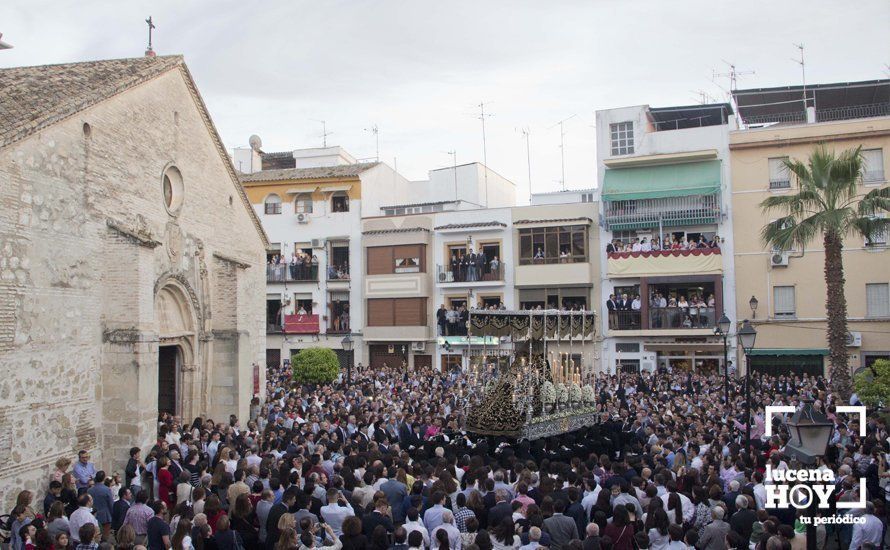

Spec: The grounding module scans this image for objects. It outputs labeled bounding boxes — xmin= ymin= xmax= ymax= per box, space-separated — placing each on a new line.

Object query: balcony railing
xmin=649 ymin=306 xmax=716 ymax=329
xmin=608 ymin=307 xmax=717 ymax=330
xmin=769 ymin=179 xmax=791 ymax=190
xmin=267 ymin=322 xmax=284 ymax=334
xmin=608 ymin=310 xmax=641 ymax=330
xmin=437 ymin=263 xmax=504 ymax=283
xmin=266 ymin=264 xmax=318 ymax=282
xmin=602 ymin=193 xmax=721 ymax=231
xmin=326 ymin=266 xmax=350 ymax=281
xmin=742 ymin=102 xmax=890 ymax=126
xmin=283 ymin=314 xmax=320 ymax=334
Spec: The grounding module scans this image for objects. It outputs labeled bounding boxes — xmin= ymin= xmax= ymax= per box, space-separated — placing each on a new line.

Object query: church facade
xmin=0 ymin=56 xmax=268 ymax=506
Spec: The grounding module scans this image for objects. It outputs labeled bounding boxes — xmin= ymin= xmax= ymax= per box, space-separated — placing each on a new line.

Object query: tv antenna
xmin=313 ymin=120 xmax=333 ymax=147
xmin=712 ymin=60 xmax=754 ymax=93
xmin=477 ymin=102 xmax=493 ymax=205
xmin=792 ymin=43 xmax=807 ymax=109
xmin=445 ymin=150 xmax=458 ymax=199
xmin=364 ymin=124 xmax=379 ymax=162
xmin=690 ymin=89 xmax=717 ymax=105
xmin=518 ymin=127 xmax=532 ymax=201
xmin=550 ymin=114 xmax=576 ymax=190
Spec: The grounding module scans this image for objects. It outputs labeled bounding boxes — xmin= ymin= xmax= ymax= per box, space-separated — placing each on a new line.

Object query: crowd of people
xmin=447 ymin=249 xmax=501 ymax=283
xmin=267 ymin=253 xmax=320 ymax=282
xmin=5 ymin=362 xmax=889 ymax=550
xmin=606 ymin=236 xmax=721 ymax=254
xmin=606 ymin=293 xmax=717 ymax=330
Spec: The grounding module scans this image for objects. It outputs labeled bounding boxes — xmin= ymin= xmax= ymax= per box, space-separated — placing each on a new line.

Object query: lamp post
xmin=737 ymin=320 xmax=757 ymax=449
xmin=341 ymin=334 xmax=354 ymax=387
xmin=714 ymin=314 xmax=732 ymax=404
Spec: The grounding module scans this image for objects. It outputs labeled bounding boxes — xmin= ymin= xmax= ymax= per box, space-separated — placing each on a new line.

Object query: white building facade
xmin=594 ymin=104 xmax=739 ymax=375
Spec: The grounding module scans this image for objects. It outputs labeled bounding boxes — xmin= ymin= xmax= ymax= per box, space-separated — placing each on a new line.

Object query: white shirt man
xmin=430 ymin=511 xmax=461 ymax=550
xmin=641 ymin=240 xmax=652 ymax=252
xmin=320 ymin=489 xmax=355 ymax=536
xmin=850 ymin=502 xmax=883 ymax=550
xmin=631 ymin=241 xmax=642 ymax=252
xmin=631 ymin=297 xmax=642 ymax=311
xmin=69 ymin=496 xmax=99 ymax=543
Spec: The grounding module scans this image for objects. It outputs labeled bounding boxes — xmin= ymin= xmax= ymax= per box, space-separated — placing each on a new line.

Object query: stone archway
xmin=155 ymin=280 xmax=201 ymax=419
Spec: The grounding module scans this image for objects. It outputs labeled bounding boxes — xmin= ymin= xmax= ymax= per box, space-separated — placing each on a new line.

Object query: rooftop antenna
xmin=550 ymin=114 xmax=576 ymax=190
xmin=792 ymin=43 xmax=807 ymax=109
xmin=445 ymin=150 xmax=458 ymax=200
xmin=364 ymin=124 xmax=379 ymax=162
xmin=312 ymin=120 xmax=333 ymax=148
xmin=477 ymin=102 xmax=493 ymax=206
xmin=144 ymin=16 xmax=156 ymax=57
xmin=713 ymin=61 xmax=754 ymax=126
xmin=690 ymin=89 xmax=717 ymax=105
xmin=519 ymin=127 xmax=532 ymax=203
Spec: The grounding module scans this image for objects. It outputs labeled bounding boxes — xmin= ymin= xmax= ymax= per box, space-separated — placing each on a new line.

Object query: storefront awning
xmin=602 ymin=160 xmax=721 ymax=201
xmin=644 ymin=343 xmax=726 ymax=353
xmin=748 ymin=348 xmax=829 ymax=356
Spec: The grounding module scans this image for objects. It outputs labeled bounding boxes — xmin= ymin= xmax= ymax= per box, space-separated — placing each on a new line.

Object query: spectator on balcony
xmin=631 ymin=239 xmax=642 ymax=253
xmin=677 ymin=296 xmax=689 ymax=310
xmin=459 ymin=253 xmax=468 ymax=282
xmin=446 ymin=308 xmax=459 ymax=336
xmin=606 ymin=240 xmax=616 ymax=254
xmin=606 ymin=294 xmax=618 ymax=327
xmin=640 ymin=239 xmax=651 ymax=252
xmin=534 ymin=247 xmax=545 ymax=261
xmin=631 ymin=295 xmax=641 ymax=311
xmin=477 ymin=247 xmax=488 ymax=280
xmin=490 ymin=256 xmax=500 ymax=278
xmin=707 ymin=294 xmax=715 ymax=307
xmin=651 ymin=238 xmax=661 ymax=251
xmin=297 ymin=305 xmax=307 ymax=315
xmin=467 ymin=251 xmax=478 ymax=282
xmin=437 ymin=305 xmax=447 ymax=336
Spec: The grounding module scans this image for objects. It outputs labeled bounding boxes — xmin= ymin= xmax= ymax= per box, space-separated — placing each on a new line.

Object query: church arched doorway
xmin=155 ymin=280 xmax=199 ymax=418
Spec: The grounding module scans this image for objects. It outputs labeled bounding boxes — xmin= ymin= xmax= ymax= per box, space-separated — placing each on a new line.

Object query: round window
xmin=162 ymin=165 xmax=184 ymax=215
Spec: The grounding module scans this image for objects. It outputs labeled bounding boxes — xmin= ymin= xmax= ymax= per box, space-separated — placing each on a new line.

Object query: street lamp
xmin=737 ymin=320 xmax=757 ymax=449
xmin=341 ymin=333 xmax=354 ymax=386
xmin=783 ymin=400 xmax=834 ymax=465
xmin=749 ymin=296 xmax=759 ymax=319
xmin=714 ymin=313 xmax=732 ymax=404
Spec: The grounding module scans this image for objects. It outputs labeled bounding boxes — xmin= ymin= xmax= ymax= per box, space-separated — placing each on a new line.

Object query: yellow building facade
xmin=730 ymin=115 xmax=890 ymax=376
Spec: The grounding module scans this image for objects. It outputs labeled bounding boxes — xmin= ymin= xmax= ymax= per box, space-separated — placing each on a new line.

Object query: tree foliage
xmin=760 ymin=145 xmax=889 ymax=400
xmin=292 ymin=347 xmax=340 ymax=384
xmin=854 ymin=359 xmax=890 ymax=408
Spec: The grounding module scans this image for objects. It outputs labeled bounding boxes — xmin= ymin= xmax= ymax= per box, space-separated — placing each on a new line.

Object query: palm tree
xmin=760 ymin=145 xmax=889 ymax=400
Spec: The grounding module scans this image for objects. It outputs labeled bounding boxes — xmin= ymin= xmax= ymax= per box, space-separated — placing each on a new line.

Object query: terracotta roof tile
xmin=239 ymin=163 xmax=379 ymax=182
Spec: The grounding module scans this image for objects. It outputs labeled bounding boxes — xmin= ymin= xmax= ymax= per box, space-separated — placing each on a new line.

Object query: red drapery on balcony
xmin=608 ymin=248 xmax=721 ymax=260
xmin=284 ymin=314 xmax=320 ymax=334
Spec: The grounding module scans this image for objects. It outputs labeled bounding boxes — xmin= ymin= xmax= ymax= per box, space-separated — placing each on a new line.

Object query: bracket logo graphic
xmin=763 ymin=405 xmax=867 ymax=510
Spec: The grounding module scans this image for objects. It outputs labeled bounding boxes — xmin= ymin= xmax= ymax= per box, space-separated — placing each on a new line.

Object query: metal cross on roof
xmin=145 ymin=16 xmax=156 ymax=52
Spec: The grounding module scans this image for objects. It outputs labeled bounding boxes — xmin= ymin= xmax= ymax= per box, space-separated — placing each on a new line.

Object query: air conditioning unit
xmin=438 ymin=272 xmax=448 ymax=283
xmin=311 ymin=239 xmax=322 ymax=248
xmin=640 ymin=352 xmax=657 ymax=372
xmin=296 ymin=213 xmax=309 ymax=224
xmin=770 ymin=251 xmax=790 ymax=267
xmin=846 ymin=331 xmax=862 ymax=347
xmin=411 ymin=341 xmax=426 ymax=352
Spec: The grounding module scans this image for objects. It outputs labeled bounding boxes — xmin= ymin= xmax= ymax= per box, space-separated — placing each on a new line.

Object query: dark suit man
xmin=543 ymin=500 xmax=579 ymax=550
xmin=266 ymin=489 xmax=298 ymax=550
xmin=487 ymin=489 xmax=513 ymax=530
xmin=111 ymin=487 xmax=132 ymax=533
xmin=362 ymin=501 xmax=395 ymax=536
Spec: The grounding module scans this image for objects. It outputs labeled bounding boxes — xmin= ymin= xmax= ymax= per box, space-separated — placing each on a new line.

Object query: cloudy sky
xmin=2 ymin=1 xmax=888 ymax=201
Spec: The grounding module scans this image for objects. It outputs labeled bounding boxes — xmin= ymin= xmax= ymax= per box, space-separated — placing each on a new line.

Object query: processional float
xmin=464 ymin=309 xmax=597 ymax=440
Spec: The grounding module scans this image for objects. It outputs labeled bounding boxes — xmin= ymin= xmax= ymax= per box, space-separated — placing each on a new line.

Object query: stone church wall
xmin=0 ymin=68 xmax=266 ymax=508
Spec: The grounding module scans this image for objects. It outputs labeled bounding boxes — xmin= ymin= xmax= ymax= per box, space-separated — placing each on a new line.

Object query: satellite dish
xmin=249 ymin=134 xmax=263 ymax=151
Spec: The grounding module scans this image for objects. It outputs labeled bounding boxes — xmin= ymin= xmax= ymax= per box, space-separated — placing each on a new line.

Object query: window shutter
xmin=393 ymin=298 xmax=426 ymax=326
xmin=773 ymin=286 xmax=796 ymax=316
xmin=367 ymin=299 xmax=394 ymax=326
xmin=866 ymin=283 xmax=890 ymax=317
xmin=862 ymin=149 xmax=885 ymax=182
xmin=366 ymin=247 xmax=393 ymax=275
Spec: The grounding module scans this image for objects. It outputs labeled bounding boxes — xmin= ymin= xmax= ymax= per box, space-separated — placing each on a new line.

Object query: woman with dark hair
xmin=229 ymin=494 xmax=259 ymax=549
xmin=646 ymin=508 xmax=670 ymax=550
xmin=60 ymin=474 xmax=78 ymax=517
xmin=691 ymin=486 xmax=711 ymax=537
xmin=338 ymin=517 xmax=366 ymax=550
xmin=203 ymin=495 xmax=227 ymax=532
xmin=490 ymin=517 xmax=519 ymax=550
xmin=473 ymin=529 xmax=493 ymax=550
xmin=171 ymin=518 xmax=194 ymax=550
xmin=665 ymin=492 xmax=683 ymax=527
xmin=211 ymin=516 xmax=243 ymax=550
xmin=603 ymin=505 xmax=635 ymax=550
xmin=369 ymin=525 xmax=389 ymax=550
xmin=157 ymin=457 xmax=175 ymax=510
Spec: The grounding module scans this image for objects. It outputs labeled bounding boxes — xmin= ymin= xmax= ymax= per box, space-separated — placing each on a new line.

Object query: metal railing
xmin=649 ymin=306 xmax=716 ymax=329
xmin=437 ymin=263 xmax=504 ymax=283
xmin=266 ymin=264 xmax=319 ymax=282
xmin=326 ymin=266 xmax=350 ymax=281
xmin=769 ymin=179 xmax=791 ymax=190
xmin=743 ymin=102 xmax=890 ymax=126
xmin=608 ymin=310 xmax=641 ymax=330
xmin=602 ymin=193 xmax=721 ymax=230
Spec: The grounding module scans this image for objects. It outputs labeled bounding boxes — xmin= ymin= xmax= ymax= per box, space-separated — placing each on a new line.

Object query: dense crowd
xmin=606 ymin=236 xmax=721 ymax=254
xmin=5 ymin=363 xmax=889 ymax=550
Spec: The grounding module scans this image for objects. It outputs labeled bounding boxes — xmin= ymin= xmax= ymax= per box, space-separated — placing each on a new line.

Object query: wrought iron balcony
xmin=437 ymin=263 xmax=504 ymax=284
xmin=602 ymin=194 xmax=721 ymax=231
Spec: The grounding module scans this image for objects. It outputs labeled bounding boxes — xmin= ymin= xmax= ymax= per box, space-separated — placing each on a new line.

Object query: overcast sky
xmin=3 ymin=1 xmax=888 ymax=202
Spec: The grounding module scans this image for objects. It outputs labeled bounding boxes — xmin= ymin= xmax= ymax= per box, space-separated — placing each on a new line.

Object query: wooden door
xmin=158 ymin=346 xmax=178 ymax=414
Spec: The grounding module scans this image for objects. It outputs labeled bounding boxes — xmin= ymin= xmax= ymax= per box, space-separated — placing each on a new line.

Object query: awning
xmin=748 ymin=348 xmax=829 ymax=356
xmin=602 ymin=160 xmax=721 ymax=201
xmin=644 ymin=343 xmax=726 ymax=352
